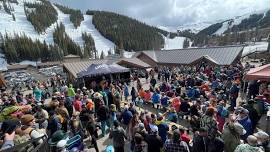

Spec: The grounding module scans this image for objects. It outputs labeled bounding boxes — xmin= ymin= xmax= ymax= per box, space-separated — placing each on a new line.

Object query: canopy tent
xmin=77 ymin=64 xmax=129 ymax=78
xmin=245 ymin=64 xmax=270 ymax=81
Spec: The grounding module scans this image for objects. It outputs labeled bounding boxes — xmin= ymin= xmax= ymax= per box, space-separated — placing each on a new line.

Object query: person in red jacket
xmin=179 ymin=128 xmax=191 ymax=144
xmin=73 ymin=95 xmax=82 ymax=112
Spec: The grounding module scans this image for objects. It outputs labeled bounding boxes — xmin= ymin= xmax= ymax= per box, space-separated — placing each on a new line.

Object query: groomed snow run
xmin=163 ymin=36 xmax=186 ymax=50
xmin=0 ymin=0 xmax=56 ymax=44
xmin=0 ymin=0 xmax=116 ymax=57
xmin=214 ymin=22 xmax=230 ymax=35
xmin=80 ymin=15 xmax=115 ymax=57
xmin=53 ymin=6 xmax=115 ymax=57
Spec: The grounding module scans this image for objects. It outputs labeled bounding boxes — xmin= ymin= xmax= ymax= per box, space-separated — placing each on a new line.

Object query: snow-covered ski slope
xmin=0 ymin=0 xmax=191 ymax=62
xmin=163 ymin=36 xmax=186 ymax=50
xmin=0 ymin=0 xmax=116 ymax=57
xmin=0 ymin=0 xmax=55 ymax=44
xmin=80 ymin=15 xmax=115 ymax=56
xmin=214 ymin=14 xmax=250 ymax=35
xmin=214 ymin=9 xmax=269 ymax=35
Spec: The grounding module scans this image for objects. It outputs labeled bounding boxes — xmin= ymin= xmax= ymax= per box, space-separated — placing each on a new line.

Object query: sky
xmin=51 ymin=0 xmax=270 ymax=31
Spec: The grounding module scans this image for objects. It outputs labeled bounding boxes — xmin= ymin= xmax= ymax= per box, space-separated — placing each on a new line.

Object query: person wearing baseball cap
xmin=155 ymin=114 xmax=169 ymax=143
xmin=237 ymin=108 xmax=253 ymax=139
xmin=144 ymin=124 xmax=163 ymax=152
xmin=18 ymin=114 xmax=45 ymax=144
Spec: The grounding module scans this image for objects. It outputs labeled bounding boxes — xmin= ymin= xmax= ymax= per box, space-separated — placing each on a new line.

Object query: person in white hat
xmin=236 ymin=108 xmax=253 ymax=139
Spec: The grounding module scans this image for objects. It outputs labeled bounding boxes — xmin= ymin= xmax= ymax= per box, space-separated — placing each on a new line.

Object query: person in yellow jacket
xmin=67 ymin=84 xmax=76 ymax=98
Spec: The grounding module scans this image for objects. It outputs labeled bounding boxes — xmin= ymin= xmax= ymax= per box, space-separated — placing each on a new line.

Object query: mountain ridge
xmin=175 ymin=8 xmax=270 ymax=35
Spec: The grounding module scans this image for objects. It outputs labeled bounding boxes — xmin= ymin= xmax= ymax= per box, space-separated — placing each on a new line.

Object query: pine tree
xmin=2 ymin=33 xmax=63 ymax=63
xmin=108 ymin=49 xmax=112 ymax=55
xmin=100 ymin=51 xmax=104 ymax=59
xmin=85 ymin=10 xmax=168 ymax=51
xmin=4 ymin=41 xmax=17 ymax=63
xmin=183 ymin=38 xmax=189 ymax=48
xmin=83 ymin=45 xmax=90 ymax=58
xmin=12 ymin=13 xmax=15 ymax=21
xmin=24 ymin=1 xmax=57 ymax=33
xmin=82 ymin=32 xmax=95 ymax=58
xmin=55 ymin=4 xmax=84 ymax=28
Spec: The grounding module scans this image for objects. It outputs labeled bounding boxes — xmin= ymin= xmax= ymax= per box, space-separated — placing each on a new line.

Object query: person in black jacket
xmin=192 ymin=127 xmax=209 ymax=152
xmin=97 ymin=102 xmax=110 ymax=137
xmin=150 ymin=78 xmax=157 ymax=88
xmin=144 ymin=124 xmax=163 ymax=152
xmin=179 ymin=97 xmax=191 ymax=120
xmin=131 ymin=87 xmax=138 ymax=104
xmin=86 ymin=114 xmax=100 ymax=152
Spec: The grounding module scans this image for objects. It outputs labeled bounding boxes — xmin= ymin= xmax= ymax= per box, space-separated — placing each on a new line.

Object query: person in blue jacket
xmin=237 ymin=108 xmax=253 ymax=140
xmin=152 ymin=90 xmax=161 ymax=109
xmin=155 ymin=114 xmax=169 ymax=143
xmin=121 ymin=106 xmax=133 ymax=129
xmin=161 ymin=92 xmax=169 ymax=111
xmin=124 ymin=83 xmax=129 ymax=101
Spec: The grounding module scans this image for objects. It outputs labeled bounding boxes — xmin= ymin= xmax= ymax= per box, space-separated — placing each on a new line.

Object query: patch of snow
xmin=23 ymin=0 xmax=41 ymax=3
xmin=0 ymin=53 xmax=8 ymax=71
xmin=157 ymin=25 xmax=177 ymax=33
xmin=177 ymin=22 xmax=213 ymax=34
xmin=19 ymin=60 xmax=41 ymax=66
xmin=123 ymin=51 xmax=135 ymax=58
xmin=0 ymin=54 xmax=41 ymax=70
xmin=242 ymin=41 xmax=268 ymax=56
xmin=163 ymin=36 xmax=186 ymax=50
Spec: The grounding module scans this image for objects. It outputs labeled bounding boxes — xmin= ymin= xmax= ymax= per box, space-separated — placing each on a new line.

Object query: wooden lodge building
xmin=134 ymin=45 xmax=244 ymax=67
xmin=63 ymin=45 xmax=244 ymax=82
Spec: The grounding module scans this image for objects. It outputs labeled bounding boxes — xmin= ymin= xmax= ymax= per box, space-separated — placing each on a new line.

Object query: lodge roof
xmin=134 ymin=45 xmax=244 ymax=65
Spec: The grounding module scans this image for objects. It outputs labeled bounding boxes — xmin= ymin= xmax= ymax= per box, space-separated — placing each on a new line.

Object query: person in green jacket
xmin=67 ymin=84 xmax=76 ymax=98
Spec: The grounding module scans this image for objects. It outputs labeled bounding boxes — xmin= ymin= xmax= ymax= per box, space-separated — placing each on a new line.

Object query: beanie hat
xmin=21 ymin=114 xmax=34 ymax=125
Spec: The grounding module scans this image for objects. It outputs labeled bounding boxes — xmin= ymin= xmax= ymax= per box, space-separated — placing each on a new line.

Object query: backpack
xmin=14 ymin=127 xmax=36 ymax=152
xmin=218 ymin=106 xmax=228 ymax=118
xmin=220 ymin=108 xmax=229 ymax=118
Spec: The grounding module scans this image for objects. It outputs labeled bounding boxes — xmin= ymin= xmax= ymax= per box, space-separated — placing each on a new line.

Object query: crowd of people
xmin=0 ymin=62 xmax=270 ymax=152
